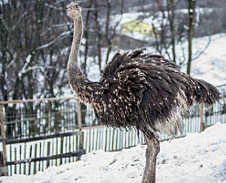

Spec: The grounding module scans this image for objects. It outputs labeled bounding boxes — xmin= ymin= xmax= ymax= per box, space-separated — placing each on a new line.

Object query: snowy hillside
xmin=181 ymin=34 xmax=226 ymax=86
xmin=85 ymin=33 xmax=226 ymax=87
xmin=1 ymin=122 xmax=226 ymax=183
xmin=85 ymin=10 xmax=226 ymax=86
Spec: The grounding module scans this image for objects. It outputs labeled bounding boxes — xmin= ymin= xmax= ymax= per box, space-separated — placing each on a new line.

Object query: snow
xmin=36 ymin=31 xmax=71 ymax=50
xmin=112 ymin=7 xmax=214 ymax=34
xmin=122 ymin=32 xmax=156 ymax=42
xmin=109 ymin=8 xmax=226 ymax=86
xmin=182 ymin=34 xmax=226 ymax=85
xmin=18 ymin=55 xmax=32 ymax=78
xmin=1 ymin=122 xmax=226 ymax=183
xmin=0 ymin=0 xmax=8 ymax=5
xmin=85 ymin=33 xmax=226 ymax=86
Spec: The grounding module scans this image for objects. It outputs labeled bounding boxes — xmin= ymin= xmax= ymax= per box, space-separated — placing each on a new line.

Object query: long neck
xmin=67 ymin=15 xmax=97 ymax=104
xmin=68 ymin=16 xmax=83 ymax=67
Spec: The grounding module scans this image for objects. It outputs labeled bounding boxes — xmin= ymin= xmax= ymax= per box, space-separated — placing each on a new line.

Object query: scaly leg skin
xmin=142 ymin=137 xmax=160 ymax=183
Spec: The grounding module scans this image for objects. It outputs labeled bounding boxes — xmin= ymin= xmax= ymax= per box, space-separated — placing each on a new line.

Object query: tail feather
xmin=195 ymin=79 xmax=221 ymax=106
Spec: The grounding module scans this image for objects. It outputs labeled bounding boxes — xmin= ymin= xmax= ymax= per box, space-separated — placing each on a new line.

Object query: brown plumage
xmin=66 ymin=2 xmax=221 ymax=139
xmin=93 ymin=50 xmax=220 ymax=138
xmin=66 ymin=2 xmax=221 ymax=182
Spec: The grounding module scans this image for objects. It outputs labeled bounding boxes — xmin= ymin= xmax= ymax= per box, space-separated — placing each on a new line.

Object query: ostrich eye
xmin=75 ymin=5 xmax=78 ymax=8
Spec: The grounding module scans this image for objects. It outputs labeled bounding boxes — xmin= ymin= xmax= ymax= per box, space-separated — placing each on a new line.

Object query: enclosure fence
xmin=0 ymin=87 xmax=225 ymax=176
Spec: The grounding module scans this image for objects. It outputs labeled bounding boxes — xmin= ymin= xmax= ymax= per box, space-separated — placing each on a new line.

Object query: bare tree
xmin=104 ymin=0 xmax=124 ymax=65
xmin=92 ymin=0 xmax=124 ymax=73
xmin=152 ymin=0 xmax=182 ymax=64
xmin=83 ymin=0 xmax=94 ymax=76
xmin=93 ymin=1 xmax=103 ymax=73
xmin=186 ymin=0 xmax=197 ymax=75
xmin=166 ymin=0 xmax=180 ymax=63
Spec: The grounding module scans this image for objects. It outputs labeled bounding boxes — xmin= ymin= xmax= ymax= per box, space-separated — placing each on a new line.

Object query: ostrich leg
xmin=142 ymin=137 xmax=160 ymax=183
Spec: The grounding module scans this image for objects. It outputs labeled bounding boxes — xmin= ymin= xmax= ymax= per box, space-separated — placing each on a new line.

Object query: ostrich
xmin=66 ymin=2 xmax=220 ymax=183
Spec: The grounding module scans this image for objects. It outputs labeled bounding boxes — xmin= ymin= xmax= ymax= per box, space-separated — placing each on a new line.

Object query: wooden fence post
xmin=77 ymin=100 xmax=83 ymax=150
xmin=199 ymin=104 xmax=204 ymax=132
xmin=0 ymin=105 xmax=8 ymax=176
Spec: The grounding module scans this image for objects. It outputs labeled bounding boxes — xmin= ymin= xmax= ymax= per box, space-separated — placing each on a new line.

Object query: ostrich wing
xmin=96 ymin=50 xmax=185 ymax=137
xmin=94 ymin=50 xmax=220 ymax=138
xmin=100 ymin=50 xmax=179 ymax=82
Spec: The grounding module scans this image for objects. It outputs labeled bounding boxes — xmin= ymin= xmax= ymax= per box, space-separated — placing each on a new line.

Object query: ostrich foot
xmin=142 ymin=137 xmax=160 ymax=183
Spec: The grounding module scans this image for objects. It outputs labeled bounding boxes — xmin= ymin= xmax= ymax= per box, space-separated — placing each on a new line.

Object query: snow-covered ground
xmin=1 ymin=122 xmax=226 ymax=183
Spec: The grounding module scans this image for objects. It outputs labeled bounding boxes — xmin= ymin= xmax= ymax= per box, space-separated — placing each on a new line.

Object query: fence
xmin=0 ymin=86 xmax=225 ymax=176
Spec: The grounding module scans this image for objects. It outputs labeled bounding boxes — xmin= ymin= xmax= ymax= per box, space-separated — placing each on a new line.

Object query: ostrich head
xmin=67 ymin=2 xmax=81 ymax=20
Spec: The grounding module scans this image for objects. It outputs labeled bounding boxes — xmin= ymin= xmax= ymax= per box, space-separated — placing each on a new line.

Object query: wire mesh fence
xmin=2 ymin=99 xmax=99 ymax=140
xmin=0 ymin=86 xmax=225 ymax=176
xmin=1 ymin=87 xmax=226 ymax=140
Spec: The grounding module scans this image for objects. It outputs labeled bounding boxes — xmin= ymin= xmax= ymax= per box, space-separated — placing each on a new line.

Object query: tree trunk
xmin=186 ymin=0 xmax=197 ymax=75
xmin=93 ymin=4 xmax=102 ymax=74
xmin=168 ymin=0 xmax=176 ymax=63
xmin=83 ymin=0 xmax=93 ymax=76
xmin=142 ymin=137 xmax=160 ymax=183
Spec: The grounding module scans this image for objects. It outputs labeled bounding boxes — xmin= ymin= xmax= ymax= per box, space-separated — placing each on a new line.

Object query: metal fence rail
xmin=0 ymin=87 xmax=225 ymax=176
xmin=1 ymin=98 xmax=99 ymax=140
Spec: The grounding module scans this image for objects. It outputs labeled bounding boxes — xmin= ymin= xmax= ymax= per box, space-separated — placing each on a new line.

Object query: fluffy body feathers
xmin=70 ymin=50 xmax=220 ymax=138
